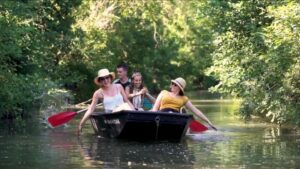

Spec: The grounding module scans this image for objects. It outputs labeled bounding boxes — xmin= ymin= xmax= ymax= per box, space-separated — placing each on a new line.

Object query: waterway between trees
xmin=0 ymin=91 xmax=299 ymax=169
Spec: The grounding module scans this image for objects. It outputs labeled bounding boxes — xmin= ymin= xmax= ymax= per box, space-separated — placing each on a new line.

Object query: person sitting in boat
xmin=125 ymin=72 xmax=156 ymax=110
xmin=151 ymin=77 xmax=216 ymax=130
xmin=113 ymin=63 xmax=131 ymax=89
xmin=78 ymin=68 xmax=135 ymax=133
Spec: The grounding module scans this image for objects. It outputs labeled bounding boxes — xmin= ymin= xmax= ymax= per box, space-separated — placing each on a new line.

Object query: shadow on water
xmin=77 ymin=136 xmax=196 ymax=169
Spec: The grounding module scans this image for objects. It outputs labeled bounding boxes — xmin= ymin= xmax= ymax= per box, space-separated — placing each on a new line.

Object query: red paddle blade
xmin=47 ymin=111 xmax=77 ymax=128
xmin=189 ymin=120 xmax=208 ymax=133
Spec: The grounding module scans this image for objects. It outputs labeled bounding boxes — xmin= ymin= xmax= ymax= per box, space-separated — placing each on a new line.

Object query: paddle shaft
xmin=77 ymin=103 xmax=103 ymax=114
xmin=145 ymin=93 xmax=156 ymax=103
xmin=75 ymin=99 xmax=92 ymax=106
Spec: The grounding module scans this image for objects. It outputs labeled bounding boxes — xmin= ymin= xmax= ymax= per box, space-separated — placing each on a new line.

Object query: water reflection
xmin=78 ymin=136 xmax=195 ymax=168
xmin=1 ymin=91 xmax=300 ymax=169
xmin=188 ymin=125 xmax=300 ymax=169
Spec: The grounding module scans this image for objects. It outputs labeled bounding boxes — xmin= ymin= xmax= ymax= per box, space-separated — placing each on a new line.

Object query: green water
xmin=0 ymin=91 xmax=299 ymax=169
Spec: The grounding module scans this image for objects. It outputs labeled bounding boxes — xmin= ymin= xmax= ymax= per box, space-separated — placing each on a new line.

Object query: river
xmin=0 ymin=91 xmax=299 ymax=169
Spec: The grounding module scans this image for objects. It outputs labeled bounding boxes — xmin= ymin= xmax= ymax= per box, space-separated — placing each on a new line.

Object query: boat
xmin=90 ymin=110 xmax=193 ymax=141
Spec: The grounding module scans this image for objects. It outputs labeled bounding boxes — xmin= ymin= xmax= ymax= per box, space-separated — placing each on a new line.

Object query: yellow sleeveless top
xmin=159 ymin=90 xmax=189 ymax=111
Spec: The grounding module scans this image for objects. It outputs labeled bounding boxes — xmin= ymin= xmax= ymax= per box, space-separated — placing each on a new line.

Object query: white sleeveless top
xmin=102 ymin=85 xmax=124 ymax=112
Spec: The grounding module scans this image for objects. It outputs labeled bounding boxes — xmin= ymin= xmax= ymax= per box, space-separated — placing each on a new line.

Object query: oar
xmin=147 ymin=93 xmax=214 ymax=132
xmin=75 ymin=99 xmax=92 ymax=106
xmin=47 ymin=103 xmax=102 ymax=128
xmin=189 ymin=120 xmax=208 ymax=133
xmin=145 ymin=93 xmax=156 ymax=103
xmin=178 ymin=106 xmax=214 ymax=133
xmin=189 ymin=120 xmax=217 ymax=133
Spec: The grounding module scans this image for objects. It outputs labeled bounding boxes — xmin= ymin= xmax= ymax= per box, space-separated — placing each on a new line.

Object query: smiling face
xmin=170 ymin=82 xmax=180 ymax=93
xmin=117 ymin=67 xmax=128 ymax=79
xmin=133 ymin=75 xmax=142 ymax=88
xmin=98 ymin=75 xmax=112 ymax=87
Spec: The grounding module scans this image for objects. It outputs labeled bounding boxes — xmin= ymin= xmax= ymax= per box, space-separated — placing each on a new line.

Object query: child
xmin=126 ymin=72 xmax=155 ymax=110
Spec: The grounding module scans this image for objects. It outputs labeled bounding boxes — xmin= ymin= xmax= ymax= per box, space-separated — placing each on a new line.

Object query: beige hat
xmin=94 ymin=68 xmax=115 ymax=85
xmin=171 ymin=77 xmax=186 ymax=93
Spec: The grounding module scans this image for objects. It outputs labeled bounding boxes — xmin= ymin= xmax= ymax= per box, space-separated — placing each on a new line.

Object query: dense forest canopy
xmin=0 ymin=0 xmax=299 ymax=126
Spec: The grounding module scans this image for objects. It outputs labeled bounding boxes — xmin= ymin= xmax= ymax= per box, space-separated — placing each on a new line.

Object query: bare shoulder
xmin=160 ymin=90 xmax=168 ymax=95
xmin=94 ymin=89 xmax=104 ymax=98
xmin=114 ymin=84 xmax=123 ymax=90
xmin=156 ymin=90 xmax=166 ymax=98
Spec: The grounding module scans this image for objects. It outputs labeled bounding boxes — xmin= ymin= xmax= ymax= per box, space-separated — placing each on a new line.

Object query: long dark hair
xmin=179 ymin=90 xmax=184 ymax=96
xmin=170 ymin=83 xmax=184 ymax=96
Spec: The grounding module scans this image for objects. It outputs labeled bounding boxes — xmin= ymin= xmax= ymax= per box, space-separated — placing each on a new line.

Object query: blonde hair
xmin=131 ymin=72 xmax=142 ymax=79
xmin=130 ymin=72 xmax=144 ymax=92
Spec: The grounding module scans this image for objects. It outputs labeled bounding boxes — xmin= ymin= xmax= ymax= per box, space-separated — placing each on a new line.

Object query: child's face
xmin=133 ymin=76 xmax=142 ymax=88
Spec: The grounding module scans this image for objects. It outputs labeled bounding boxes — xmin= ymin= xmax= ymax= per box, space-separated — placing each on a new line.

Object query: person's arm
xmin=78 ymin=90 xmax=100 ymax=134
xmin=140 ymin=86 xmax=156 ymax=103
xmin=128 ymin=87 xmax=147 ymax=98
xmin=125 ymin=86 xmax=130 ymax=98
xmin=127 ymin=88 xmax=139 ymax=98
xmin=150 ymin=92 xmax=163 ymax=111
xmin=118 ymin=84 xmax=135 ymax=109
xmin=145 ymin=93 xmax=156 ymax=104
xmin=185 ymin=100 xmax=217 ymax=130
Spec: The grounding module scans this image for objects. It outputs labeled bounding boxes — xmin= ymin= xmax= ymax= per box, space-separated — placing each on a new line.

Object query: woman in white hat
xmin=78 ymin=68 xmax=134 ymax=133
xmin=151 ymin=77 xmax=216 ymax=130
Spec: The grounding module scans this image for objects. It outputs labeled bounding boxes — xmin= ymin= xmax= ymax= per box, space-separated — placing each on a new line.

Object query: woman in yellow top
xmin=151 ymin=77 xmax=216 ymax=130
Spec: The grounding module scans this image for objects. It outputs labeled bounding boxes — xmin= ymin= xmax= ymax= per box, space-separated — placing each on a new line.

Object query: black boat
xmin=90 ymin=110 xmax=193 ymax=141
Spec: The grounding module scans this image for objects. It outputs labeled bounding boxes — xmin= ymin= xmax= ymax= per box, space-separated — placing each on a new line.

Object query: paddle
xmin=47 ymin=103 xmax=102 ymax=128
xmin=146 ymin=93 xmax=214 ymax=133
xmin=189 ymin=119 xmax=217 ymax=133
xmin=75 ymin=99 xmax=92 ymax=105
xmin=178 ymin=107 xmax=214 ymax=133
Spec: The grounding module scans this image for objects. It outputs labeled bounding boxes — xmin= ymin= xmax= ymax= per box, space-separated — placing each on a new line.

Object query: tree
xmin=207 ymin=0 xmax=300 ymax=125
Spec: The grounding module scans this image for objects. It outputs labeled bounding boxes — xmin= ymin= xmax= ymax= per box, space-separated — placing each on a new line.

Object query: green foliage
xmin=0 ymin=0 xmax=81 ymax=118
xmin=72 ymin=0 xmax=215 ymax=93
xmin=207 ymin=0 xmax=300 ymax=126
xmin=1 ymin=0 xmax=216 ymax=118
xmin=0 ymin=0 xmax=299 ymax=126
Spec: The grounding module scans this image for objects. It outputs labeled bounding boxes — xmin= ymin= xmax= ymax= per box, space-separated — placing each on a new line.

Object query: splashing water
xmin=38 ymin=89 xmax=73 ymax=127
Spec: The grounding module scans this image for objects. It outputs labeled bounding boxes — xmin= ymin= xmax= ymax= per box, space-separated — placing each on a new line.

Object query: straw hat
xmin=171 ymin=77 xmax=186 ymax=93
xmin=94 ymin=68 xmax=115 ymax=85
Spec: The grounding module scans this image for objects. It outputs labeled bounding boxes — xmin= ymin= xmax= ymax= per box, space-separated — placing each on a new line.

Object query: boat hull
xmin=90 ymin=110 xmax=193 ymax=141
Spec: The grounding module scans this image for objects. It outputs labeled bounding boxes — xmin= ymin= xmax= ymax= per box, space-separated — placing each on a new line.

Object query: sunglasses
xmin=171 ymin=82 xmax=178 ymax=87
xmin=99 ymin=76 xmax=110 ymax=81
